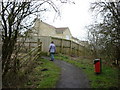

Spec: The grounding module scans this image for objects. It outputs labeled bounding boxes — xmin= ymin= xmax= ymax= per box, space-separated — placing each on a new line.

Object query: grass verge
xmin=24 ymin=57 xmax=61 ymax=88
xmin=55 ymin=54 xmax=119 ymax=88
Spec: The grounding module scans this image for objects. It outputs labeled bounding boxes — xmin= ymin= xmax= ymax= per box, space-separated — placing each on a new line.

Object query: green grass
xmin=55 ymin=54 xmax=119 ymax=88
xmin=24 ymin=57 xmax=61 ymax=88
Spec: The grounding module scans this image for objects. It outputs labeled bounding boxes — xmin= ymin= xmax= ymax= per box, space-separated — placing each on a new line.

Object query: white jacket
xmin=49 ymin=43 xmax=56 ymax=53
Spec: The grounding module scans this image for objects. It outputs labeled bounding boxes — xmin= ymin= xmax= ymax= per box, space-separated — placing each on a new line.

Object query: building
xmin=26 ymin=18 xmax=90 ymax=47
xmin=28 ymin=18 xmax=73 ymax=41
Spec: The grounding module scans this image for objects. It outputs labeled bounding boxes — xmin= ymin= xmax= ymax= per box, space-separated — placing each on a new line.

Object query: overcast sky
xmin=40 ymin=0 xmax=117 ymax=40
xmin=41 ymin=0 xmax=95 ymax=41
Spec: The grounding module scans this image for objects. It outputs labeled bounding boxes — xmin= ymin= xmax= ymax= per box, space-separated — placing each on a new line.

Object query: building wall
xmin=64 ymin=28 xmax=72 ymax=40
xmin=39 ymin=22 xmax=56 ymax=36
xmin=54 ymin=28 xmax=72 ymax=40
xmin=31 ymin=19 xmax=73 ymax=40
xmin=29 ymin=19 xmax=82 ymax=45
xmin=28 ymin=19 xmax=78 ymax=53
xmin=32 ymin=19 xmax=56 ymax=37
xmin=71 ymin=38 xmax=80 ymax=44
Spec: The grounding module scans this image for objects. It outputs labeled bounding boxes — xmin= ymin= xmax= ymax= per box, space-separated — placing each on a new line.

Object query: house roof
xmin=33 ymin=18 xmax=72 ymax=35
xmin=34 ymin=18 xmax=56 ymax=29
xmin=42 ymin=21 xmax=56 ymax=29
xmin=72 ymin=36 xmax=80 ymax=41
xmin=55 ymin=27 xmax=68 ymax=34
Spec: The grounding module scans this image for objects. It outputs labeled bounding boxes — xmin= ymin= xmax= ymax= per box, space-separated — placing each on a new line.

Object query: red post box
xmin=94 ymin=59 xmax=101 ymax=74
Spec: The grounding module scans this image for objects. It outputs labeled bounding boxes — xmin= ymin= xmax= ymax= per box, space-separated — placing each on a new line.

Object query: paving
xmin=41 ymin=56 xmax=90 ymax=88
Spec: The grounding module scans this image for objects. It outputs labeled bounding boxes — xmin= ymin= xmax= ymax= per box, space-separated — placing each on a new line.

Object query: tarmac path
xmin=41 ymin=56 xmax=90 ymax=88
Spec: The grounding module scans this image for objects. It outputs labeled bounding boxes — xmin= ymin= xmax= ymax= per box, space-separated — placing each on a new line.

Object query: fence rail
xmin=51 ymin=37 xmax=81 ymax=56
xmin=19 ymin=43 xmax=42 ymax=68
xmin=17 ymin=36 xmax=84 ymax=57
xmin=15 ymin=40 xmax=42 ymax=73
xmin=37 ymin=36 xmax=84 ymax=56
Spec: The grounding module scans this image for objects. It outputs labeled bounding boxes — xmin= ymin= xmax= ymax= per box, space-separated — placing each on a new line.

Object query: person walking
xmin=49 ymin=41 xmax=56 ymax=61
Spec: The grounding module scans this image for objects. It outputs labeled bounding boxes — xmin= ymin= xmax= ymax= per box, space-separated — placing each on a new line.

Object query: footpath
xmin=41 ymin=56 xmax=90 ymax=88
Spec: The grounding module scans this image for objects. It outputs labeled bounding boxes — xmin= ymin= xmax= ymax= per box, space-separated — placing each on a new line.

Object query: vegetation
xmin=86 ymin=2 xmax=120 ymax=65
xmin=55 ymin=54 xmax=119 ymax=88
xmin=24 ymin=58 xmax=61 ymax=88
xmin=0 ymin=0 xmax=73 ymax=87
xmin=1 ymin=0 xmax=119 ymax=88
xmin=3 ymin=56 xmax=61 ymax=88
xmin=1 ymin=0 xmax=60 ymax=78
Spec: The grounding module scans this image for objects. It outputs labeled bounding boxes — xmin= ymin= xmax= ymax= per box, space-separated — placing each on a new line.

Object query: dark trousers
xmin=50 ymin=52 xmax=54 ymax=61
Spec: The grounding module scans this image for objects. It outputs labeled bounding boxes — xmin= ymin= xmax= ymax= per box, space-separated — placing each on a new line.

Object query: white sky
xmin=41 ymin=0 xmax=95 ymax=41
xmin=41 ymin=0 xmax=117 ymax=41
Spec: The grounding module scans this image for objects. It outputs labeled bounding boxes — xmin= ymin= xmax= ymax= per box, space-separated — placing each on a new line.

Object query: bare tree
xmin=87 ymin=1 xmax=120 ymax=63
xmin=0 ymin=0 xmax=74 ymax=78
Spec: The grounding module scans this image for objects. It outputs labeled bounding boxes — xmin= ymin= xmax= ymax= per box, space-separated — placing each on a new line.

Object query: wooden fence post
xmin=40 ymin=42 xmax=42 ymax=51
xmin=37 ymin=39 xmax=40 ymax=46
xmin=77 ymin=44 xmax=79 ymax=56
xmin=61 ymin=39 xmax=63 ymax=54
xmin=37 ymin=39 xmax=42 ymax=52
xmin=28 ymin=42 xmax=32 ymax=60
xmin=37 ymin=36 xmax=83 ymax=57
xmin=78 ymin=44 xmax=80 ymax=56
xmin=29 ymin=42 xmax=31 ymax=50
xmin=70 ymin=40 xmax=72 ymax=56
